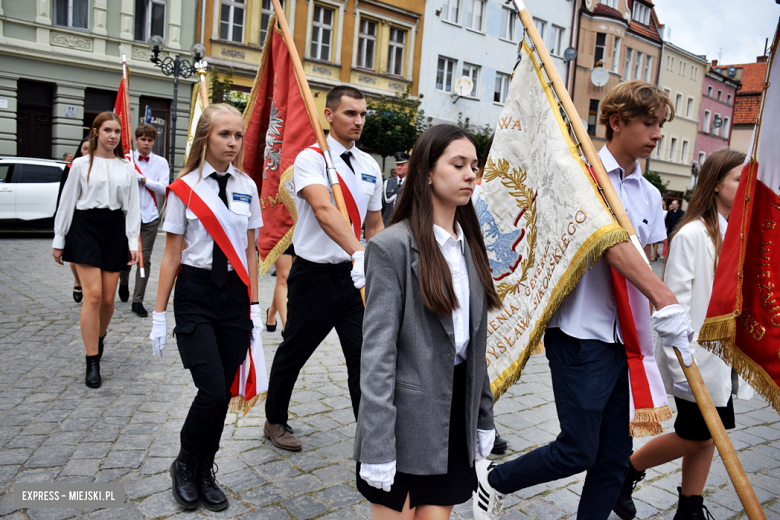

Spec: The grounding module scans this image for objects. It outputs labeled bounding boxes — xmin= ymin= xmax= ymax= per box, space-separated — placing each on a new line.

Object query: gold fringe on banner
xmin=629 ymin=405 xmax=673 ymax=437
xmin=698 ymin=314 xmax=737 ymax=343
xmin=228 ymin=392 xmax=267 ymax=416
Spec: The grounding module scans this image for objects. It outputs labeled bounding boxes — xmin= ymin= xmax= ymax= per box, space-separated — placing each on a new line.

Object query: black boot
xmin=85 ymin=355 xmax=101 ymax=388
xmin=673 ymin=487 xmax=715 ymax=520
xmin=170 ymin=449 xmax=199 ymax=510
xmin=613 ymin=457 xmax=646 ymax=520
xmin=197 ymin=452 xmax=229 ymax=511
xmin=97 ymin=334 xmax=105 ymax=361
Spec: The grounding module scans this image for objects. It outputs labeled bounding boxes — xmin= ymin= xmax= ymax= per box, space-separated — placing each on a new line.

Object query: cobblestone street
xmin=0 ymin=234 xmax=778 ymax=519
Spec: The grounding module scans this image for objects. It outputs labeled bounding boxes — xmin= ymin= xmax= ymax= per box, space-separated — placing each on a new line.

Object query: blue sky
xmin=650 ymin=0 xmax=779 ymax=65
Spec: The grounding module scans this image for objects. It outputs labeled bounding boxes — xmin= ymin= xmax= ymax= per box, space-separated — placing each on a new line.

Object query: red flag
xmin=699 ymin=25 xmax=780 ymax=413
xmin=113 ymin=78 xmax=133 ymax=158
xmin=243 ymin=15 xmax=316 ymax=274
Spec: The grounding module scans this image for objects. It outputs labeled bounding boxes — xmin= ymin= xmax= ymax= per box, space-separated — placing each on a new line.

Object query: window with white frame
xmin=533 ymin=17 xmax=546 ymax=41
xmin=594 ymin=33 xmax=606 ymax=67
xmin=356 ymin=18 xmax=376 ymax=70
xmin=723 ymin=116 xmax=730 ymax=138
xmin=698 ymin=151 xmax=705 ymax=168
xmin=679 ymin=60 xmax=685 ymax=77
xmin=703 ymin=109 xmax=711 ymax=132
xmin=602 ymin=0 xmax=618 ymax=7
xmin=675 ymin=93 xmax=682 ymax=114
xmin=707 ymin=85 xmax=713 ymax=97
xmin=669 ymin=137 xmax=678 ymax=162
xmin=686 ymin=96 xmax=694 ymax=118
xmin=644 ymin=55 xmax=653 ymax=82
xmin=260 ymin=0 xmax=284 ymax=44
xmin=612 ymin=36 xmax=621 ymax=73
xmin=436 ymin=56 xmax=456 ymax=92
xmin=681 ymin=140 xmax=689 ymax=164
xmin=310 ymin=5 xmax=334 ymax=61
xmin=663 ymin=87 xmax=671 ymax=98
xmin=462 ymin=63 xmax=480 ymax=97
xmin=549 ymin=25 xmax=564 ymax=56
xmin=727 ymin=93 xmax=732 ymax=104
xmin=632 ymin=1 xmax=651 ymax=25
xmin=467 ymin=0 xmax=486 ymax=31
xmin=441 ymin=0 xmax=461 ymax=24
xmin=634 ymin=51 xmax=643 ymax=81
xmin=55 ymin=0 xmax=89 ymax=29
xmin=657 ymin=135 xmax=664 ymax=159
xmin=717 ymin=89 xmax=722 ymax=101
xmin=500 ymin=7 xmax=516 ymax=40
xmin=667 ymin=55 xmax=674 ymax=71
xmin=624 ymin=47 xmax=634 ymax=80
xmin=713 ymin=112 xmax=722 ymax=136
xmin=691 ymin=66 xmax=698 ymax=81
xmin=494 ymin=72 xmax=510 ymax=104
xmin=220 ymin=0 xmax=244 ymax=43
xmin=134 ymin=0 xmax=166 ymax=41
xmin=387 ymin=27 xmax=405 ymax=76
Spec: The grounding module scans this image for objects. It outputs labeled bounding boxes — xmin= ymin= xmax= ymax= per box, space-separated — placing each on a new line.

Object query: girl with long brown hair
xmin=354 ymin=124 xmax=502 ymax=519
xmin=614 ymin=149 xmax=753 ymax=520
xmin=52 ymin=112 xmax=140 ymax=388
xmin=150 ymin=103 xmax=263 ymax=512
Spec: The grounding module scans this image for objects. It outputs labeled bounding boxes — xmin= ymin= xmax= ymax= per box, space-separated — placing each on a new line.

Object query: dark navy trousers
xmin=489 ymin=327 xmax=632 ymax=520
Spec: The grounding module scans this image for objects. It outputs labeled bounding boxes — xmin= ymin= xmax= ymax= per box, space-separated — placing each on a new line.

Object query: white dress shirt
xmin=133 ymin=150 xmax=169 ymax=223
xmin=433 ymin=223 xmax=470 ymax=365
xmin=292 ymin=134 xmax=383 ymax=264
xmin=162 ymin=162 xmax=263 ymax=270
xmin=53 ymin=155 xmax=141 ymax=251
xmin=547 ymin=145 xmax=666 ymax=343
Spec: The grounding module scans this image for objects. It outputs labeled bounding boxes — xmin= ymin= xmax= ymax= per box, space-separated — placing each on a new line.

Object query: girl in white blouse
xmin=52 ymin=112 xmax=140 ymax=389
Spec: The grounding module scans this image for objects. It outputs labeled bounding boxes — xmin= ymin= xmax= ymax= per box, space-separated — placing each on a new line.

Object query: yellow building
xmin=200 ymin=0 xmax=425 ymax=131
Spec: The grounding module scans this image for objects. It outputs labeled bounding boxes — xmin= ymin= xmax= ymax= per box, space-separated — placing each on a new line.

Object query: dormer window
xmin=632 ymin=1 xmax=651 ymax=25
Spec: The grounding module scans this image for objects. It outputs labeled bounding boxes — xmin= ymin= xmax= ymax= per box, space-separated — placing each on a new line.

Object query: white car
xmin=0 ymin=157 xmax=68 ymax=231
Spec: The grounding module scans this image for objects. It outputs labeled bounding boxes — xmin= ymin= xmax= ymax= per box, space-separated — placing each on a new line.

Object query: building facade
xmin=717 ymin=56 xmax=768 ymax=155
xmin=571 ymin=0 xmax=663 ymax=148
xmin=693 ymin=65 xmax=739 ymax=179
xmin=649 ymin=42 xmax=707 ymax=202
xmin=416 ymin=0 xmax=575 ymax=130
xmin=0 ymin=0 xmax=198 ymax=168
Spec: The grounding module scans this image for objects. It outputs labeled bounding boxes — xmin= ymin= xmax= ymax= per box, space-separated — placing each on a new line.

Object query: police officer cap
xmin=394 ymin=152 xmax=410 ymax=164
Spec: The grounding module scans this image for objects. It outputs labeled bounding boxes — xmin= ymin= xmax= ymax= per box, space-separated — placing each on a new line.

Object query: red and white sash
xmin=129 ymin=152 xmax=158 ymax=208
xmin=167 ymin=171 xmax=268 ymax=414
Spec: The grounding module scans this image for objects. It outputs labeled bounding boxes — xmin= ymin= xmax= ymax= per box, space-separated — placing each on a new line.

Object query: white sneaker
xmin=473 ymin=459 xmax=506 ymax=519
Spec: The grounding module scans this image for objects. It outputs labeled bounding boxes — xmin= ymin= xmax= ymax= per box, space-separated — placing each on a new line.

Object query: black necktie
xmin=210 ymin=173 xmax=230 ymax=287
xmin=341 ymin=151 xmax=355 ymax=174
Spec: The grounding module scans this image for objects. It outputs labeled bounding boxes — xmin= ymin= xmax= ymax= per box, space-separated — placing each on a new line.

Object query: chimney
xmin=757 ymin=55 xmax=768 ymax=63
xmin=711 ymin=59 xmax=718 ymax=67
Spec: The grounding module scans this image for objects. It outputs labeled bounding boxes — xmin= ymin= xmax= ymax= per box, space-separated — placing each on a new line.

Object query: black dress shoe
xmin=613 ymin=457 xmax=646 ymax=520
xmin=97 ymin=334 xmax=105 ymax=361
xmin=73 ymin=286 xmax=83 ymax=303
xmin=118 ymin=284 xmax=129 ymax=302
xmin=85 ymin=355 xmax=101 ymax=388
xmin=266 ymin=309 xmax=277 ymax=332
xmin=132 ymin=302 xmax=149 ymax=317
xmin=171 ymin=449 xmax=199 ymax=510
xmin=492 ymin=434 xmax=508 ymax=455
xmin=197 ymin=453 xmax=229 ymax=511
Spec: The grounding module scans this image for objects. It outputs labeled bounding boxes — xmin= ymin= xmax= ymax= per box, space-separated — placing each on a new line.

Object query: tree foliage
xmin=456 ymin=113 xmax=493 ymax=165
xmin=209 ymin=68 xmax=248 ymax=113
xmin=359 ymin=85 xmax=430 ymax=162
xmin=643 ymin=171 xmax=669 ymax=197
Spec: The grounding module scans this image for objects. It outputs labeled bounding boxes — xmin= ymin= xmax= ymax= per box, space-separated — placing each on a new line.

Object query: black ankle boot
xmin=97 ymin=334 xmax=105 ymax=361
xmin=197 ymin=452 xmax=228 ymax=511
xmin=613 ymin=458 xmax=646 ymax=520
xmin=170 ymin=449 xmax=199 ymax=510
xmin=85 ymin=355 xmax=101 ymax=388
xmin=673 ymin=487 xmax=714 ymax=520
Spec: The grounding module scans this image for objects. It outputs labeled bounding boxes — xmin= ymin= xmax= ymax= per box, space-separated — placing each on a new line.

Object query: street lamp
xmin=148 ymin=37 xmax=207 ymax=178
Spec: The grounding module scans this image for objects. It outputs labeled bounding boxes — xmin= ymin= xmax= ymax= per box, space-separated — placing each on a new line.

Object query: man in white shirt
xmin=382 ymin=151 xmax=409 ymax=226
xmin=118 ymin=124 xmax=169 ymax=317
xmin=474 ymin=81 xmax=689 ymax=520
xmin=264 ymin=86 xmax=385 ymax=451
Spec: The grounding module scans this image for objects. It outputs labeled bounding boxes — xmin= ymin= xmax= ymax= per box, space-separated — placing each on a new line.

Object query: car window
xmin=18 ymin=165 xmax=62 ymax=183
xmin=0 ymin=164 xmax=12 ymax=183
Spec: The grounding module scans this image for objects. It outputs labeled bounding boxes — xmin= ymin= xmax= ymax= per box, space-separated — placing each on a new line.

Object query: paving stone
xmin=314 ymin=484 xmax=363 ymax=508
xmin=88 ymin=503 xmax=144 ymax=520
xmin=524 ymin=498 xmax=566 ymax=520
xmin=543 ymin=488 xmax=580 ymax=514
xmin=218 ymin=467 xmax=267 ymax=492
xmin=242 ymin=484 xmax=291 ymax=508
xmin=256 ymin=461 xmax=301 ymax=481
xmin=239 ymin=506 xmax=292 ymax=519
xmin=123 ymin=474 xmax=171 ymax=500
xmin=633 ymin=484 xmax=680 ymax=510
xmin=25 ymin=445 xmax=76 ymax=467
xmin=135 ymin=491 xmax=183 ymax=518
xmin=281 ymin=494 xmax=329 ymax=520
xmin=102 ymin=450 xmax=146 ymax=469
xmin=0 ymin=448 xmax=32 ymax=465
xmin=61 ymin=458 xmax=101 ymax=476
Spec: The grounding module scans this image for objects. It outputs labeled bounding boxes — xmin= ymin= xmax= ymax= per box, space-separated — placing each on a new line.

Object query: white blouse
xmin=433 ymin=223 xmax=470 ymax=365
xmin=53 ymin=155 xmax=141 ymax=251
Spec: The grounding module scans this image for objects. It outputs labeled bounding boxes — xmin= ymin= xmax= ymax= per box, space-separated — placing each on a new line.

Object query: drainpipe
xmin=567 ymin=0 xmax=580 ymax=91
xmin=200 ymin=0 xmax=207 ymax=45
xmin=571 ymin=0 xmax=582 ymax=95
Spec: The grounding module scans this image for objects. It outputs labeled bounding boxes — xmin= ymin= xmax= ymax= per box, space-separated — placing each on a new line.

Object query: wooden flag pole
xmin=269 ymin=0 xmax=364 ymax=303
xmin=198 ymin=67 xmax=209 ymax=109
xmin=513 ymin=2 xmax=765 ymax=517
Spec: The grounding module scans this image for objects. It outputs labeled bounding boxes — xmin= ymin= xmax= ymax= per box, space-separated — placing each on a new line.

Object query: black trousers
xmin=174 ymin=265 xmax=252 ymax=456
xmin=265 ymin=257 xmax=364 ymax=425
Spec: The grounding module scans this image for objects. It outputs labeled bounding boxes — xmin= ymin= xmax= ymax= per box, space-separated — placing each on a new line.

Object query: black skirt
xmin=674 ymin=396 xmax=735 ymax=441
xmin=283 ymin=244 xmax=296 ymax=257
xmin=357 ymin=362 xmax=475 ymax=512
xmin=62 ymin=209 xmax=129 ymax=272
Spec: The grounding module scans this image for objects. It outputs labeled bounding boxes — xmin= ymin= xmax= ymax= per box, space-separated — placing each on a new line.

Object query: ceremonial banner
xmin=184 ymin=82 xmax=205 ymax=161
xmin=243 ymin=15 xmax=316 ymax=274
xmin=478 ymin=39 xmax=628 ymax=399
xmin=113 ymin=76 xmax=133 ymax=159
xmin=700 ymin=25 xmax=780 ymax=413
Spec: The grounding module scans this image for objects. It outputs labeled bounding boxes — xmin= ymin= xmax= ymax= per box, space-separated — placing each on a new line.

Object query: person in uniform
xmin=382 ymin=151 xmax=409 ymax=227
xmin=263 ymin=85 xmax=384 ymax=451
xmin=118 ymin=123 xmax=170 ymax=317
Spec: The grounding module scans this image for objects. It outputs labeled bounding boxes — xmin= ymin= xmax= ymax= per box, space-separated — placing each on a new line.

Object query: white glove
xmin=150 ymin=311 xmax=167 ymax=358
xmin=673 ymin=381 xmax=693 ymax=396
xmin=136 ymin=172 xmax=145 ymax=182
xmin=360 ymin=460 xmax=396 ymax=492
xmin=476 ymin=429 xmax=496 ymax=462
xmin=250 ymin=303 xmax=263 ymax=342
xmin=351 ymin=250 xmax=365 ymax=290
xmin=652 ymin=304 xmax=694 ymax=367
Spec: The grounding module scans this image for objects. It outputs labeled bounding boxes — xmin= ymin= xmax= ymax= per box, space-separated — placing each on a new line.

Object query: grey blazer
xmin=353 ymin=222 xmax=495 ymax=475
